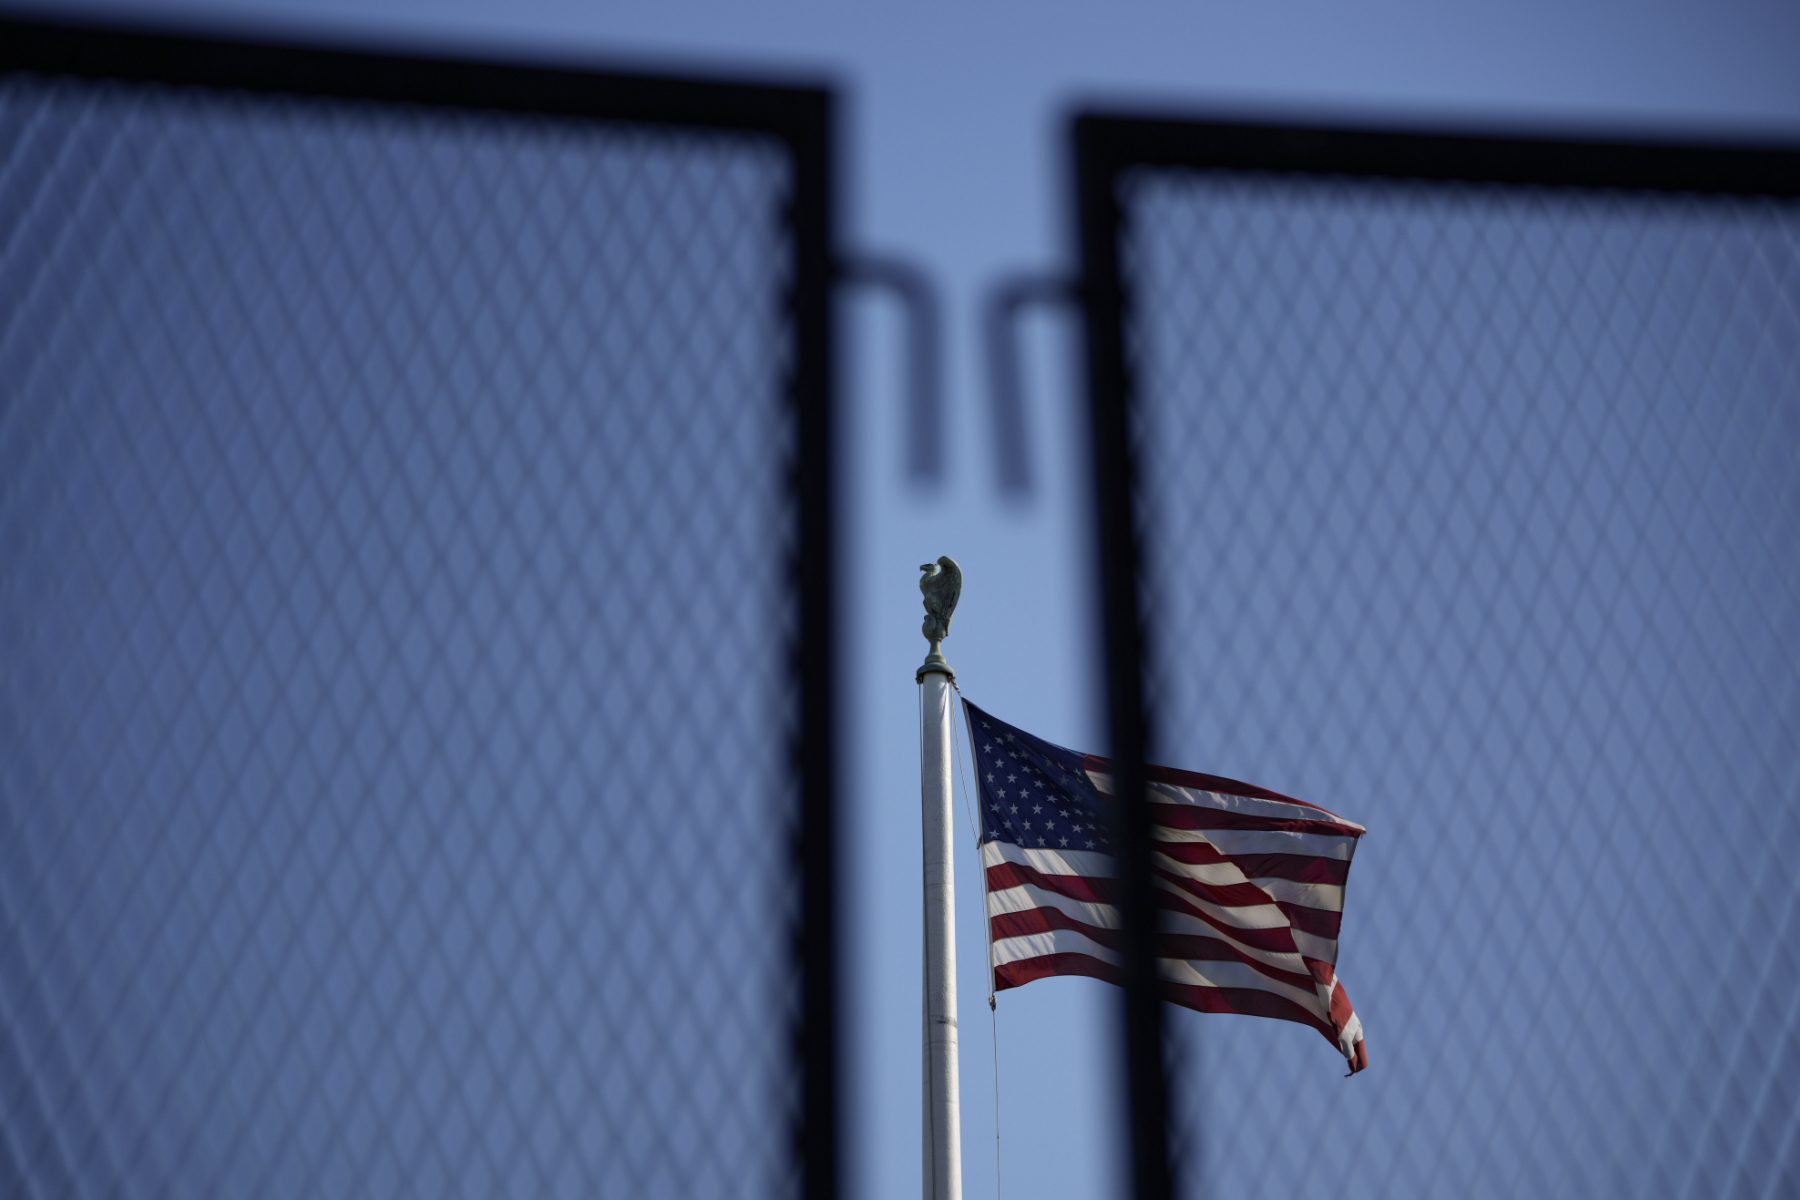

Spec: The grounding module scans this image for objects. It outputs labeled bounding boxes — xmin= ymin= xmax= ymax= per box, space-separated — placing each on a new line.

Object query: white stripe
xmin=1155 ymin=824 xmax=1357 ymax=862
xmin=1151 ymin=847 xmax=1346 ymax=911
xmin=1293 ymin=930 xmax=1340 ymax=963
xmin=1155 ymin=781 xmax=1365 ymax=833
xmin=987 ymin=837 xmax=1340 ymax=965
xmin=1085 ymin=771 xmax=1363 ymax=832
xmin=1336 ymin=1004 xmax=1366 ymax=1064
xmin=982 ymin=839 xmax=1114 ymax=878
xmin=985 ymin=882 xmax=1312 ymax=976
xmin=1150 ymin=874 xmax=1289 ymax=931
xmin=1152 ymin=784 xmax=1360 ymax=831
xmin=993 ymin=832 xmax=1347 ymax=914
xmin=1254 ymin=878 xmax=1345 ymax=911
xmin=988 ymin=834 xmax=1345 ymax=961
xmin=983 ymin=823 xmax=1355 ymax=871
xmin=986 ymin=881 xmax=1119 ymax=931
xmin=1147 ymin=848 xmax=1260 ymax=889
xmin=991 ymin=927 xmax=1330 ymax=1019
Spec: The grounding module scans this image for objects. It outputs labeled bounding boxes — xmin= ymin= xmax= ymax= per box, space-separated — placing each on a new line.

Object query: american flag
xmin=965 ymin=698 xmax=1369 ymax=1074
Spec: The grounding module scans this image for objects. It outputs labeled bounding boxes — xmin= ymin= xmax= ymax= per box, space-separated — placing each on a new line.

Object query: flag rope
xmin=950 ymin=684 xmax=1003 ymax=1200
xmin=947 ymin=682 xmax=981 ymax=847
xmin=949 ymin=685 xmax=991 ymax=996
xmin=990 ymin=1002 xmax=1004 ymax=1200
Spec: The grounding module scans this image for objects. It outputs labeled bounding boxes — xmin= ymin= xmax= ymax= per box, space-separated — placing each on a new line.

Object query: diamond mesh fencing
xmin=1091 ymin=139 xmax=1800 ymax=1197
xmin=1 ymin=48 xmax=829 ymax=1200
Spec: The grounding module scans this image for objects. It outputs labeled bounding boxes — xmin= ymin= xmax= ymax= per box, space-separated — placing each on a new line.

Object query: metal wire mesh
xmin=1 ymin=68 xmax=811 ymax=1198
xmin=1112 ymin=164 xmax=1800 ymax=1197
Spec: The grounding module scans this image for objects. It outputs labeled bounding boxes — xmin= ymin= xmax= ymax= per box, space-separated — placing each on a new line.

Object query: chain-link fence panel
xmin=1 ymin=24 xmax=836 ymax=1200
xmin=1079 ymin=120 xmax=1800 ymax=1199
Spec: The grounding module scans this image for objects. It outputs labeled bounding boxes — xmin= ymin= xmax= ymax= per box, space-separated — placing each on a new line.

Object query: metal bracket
xmin=982 ymin=273 xmax=1078 ymax=497
xmin=838 ymin=253 xmax=945 ymax=484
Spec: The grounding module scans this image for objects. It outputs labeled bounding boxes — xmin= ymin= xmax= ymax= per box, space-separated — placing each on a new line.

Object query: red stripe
xmin=1152 ymin=864 xmax=1284 ymax=910
xmin=1079 ymin=753 xmax=1360 ymax=823
xmin=1329 ymin=977 xmax=1358 ymax=1027
xmin=994 ymin=950 xmax=1119 ymax=992
xmin=989 ymin=905 xmax=1320 ymax=992
xmin=1154 ymin=864 xmax=1348 ymax=943
xmin=1149 ymin=802 xmax=1364 ymax=838
xmin=1153 ymin=842 xmax=1350 ymax=886
xmin=986 ymin=859 xmax=1113 ymax=904
xmin=994 ymin=952 xmax=1337 ymax=1040
xmin=1001 ymin=852 xmax=1335 ymax=921
xmin=1154 ymin=861 xmax=1345 ymax=937
xmin=1149 ymin=839 xmax=1231 ymax=866
xmin=990 ymin=854 xmax=1342 ymax=956
xmin=1317 ymin=972 xmax=1369 ymax=1073
xmin=1151 ymin=887 xmax=1303 ymax=957
xmin=1278 ymin=902 xmax=1342 ymax=940
xmin=1159 ymin=982 xmax=1338 ymax=1039
xmin=989 ymin=857 xmax=1303 ymax=957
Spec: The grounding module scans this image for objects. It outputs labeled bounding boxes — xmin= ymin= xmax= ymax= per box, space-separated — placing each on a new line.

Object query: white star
xmin=1032 ymin=803 xmax=1042 ymax=814
xmin=1059 ymin=837 xmax=1069 ymax=846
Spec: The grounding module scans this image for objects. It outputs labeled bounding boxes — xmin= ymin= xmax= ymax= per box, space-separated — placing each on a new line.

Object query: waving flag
xmin=965 ymin=699 xmax=1369 ymax=1073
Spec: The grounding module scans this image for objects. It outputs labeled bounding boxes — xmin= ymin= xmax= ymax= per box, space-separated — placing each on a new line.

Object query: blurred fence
xmin=10 ymin=16 xmax=1800 ymax=1199
xmin=1075 ymin=117 xmax=1800 ymax=1198
xmin=0 ymin=20 xmax=837 ymax=1199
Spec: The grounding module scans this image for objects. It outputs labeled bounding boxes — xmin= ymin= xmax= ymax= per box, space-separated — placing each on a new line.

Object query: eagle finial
xmin=919 ymin=555 xmax=962 ymax=648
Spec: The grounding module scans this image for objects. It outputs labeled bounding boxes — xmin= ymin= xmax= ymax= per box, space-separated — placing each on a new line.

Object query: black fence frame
xmin=1070 ymin=110 xmax=1800 ymax=1200
xmin=0 ymin=15 xmax=841 ymax=1197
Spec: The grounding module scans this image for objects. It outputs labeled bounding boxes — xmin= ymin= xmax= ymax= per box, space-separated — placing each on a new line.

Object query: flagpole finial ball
xmin=917 ymin=556 xmax=962 ymax=682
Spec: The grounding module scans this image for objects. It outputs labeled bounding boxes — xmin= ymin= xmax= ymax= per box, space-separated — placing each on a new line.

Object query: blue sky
xmin=28 ymin=1 xmax=1800 ymax=1195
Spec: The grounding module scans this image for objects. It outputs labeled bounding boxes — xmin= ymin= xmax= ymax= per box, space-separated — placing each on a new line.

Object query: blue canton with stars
xmin=964 ymin=699 xmax=1116 ymax=855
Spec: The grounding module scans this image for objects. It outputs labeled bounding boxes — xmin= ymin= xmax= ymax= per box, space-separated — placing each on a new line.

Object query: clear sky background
xmin=28 ymin=1 xmax=1800 ymax=1196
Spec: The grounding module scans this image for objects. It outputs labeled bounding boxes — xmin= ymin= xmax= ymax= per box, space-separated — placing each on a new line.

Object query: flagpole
xmin=917 ymin=556 xmax=964 ymax=1200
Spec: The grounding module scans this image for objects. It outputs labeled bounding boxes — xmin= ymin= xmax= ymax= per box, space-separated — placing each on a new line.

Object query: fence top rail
xmin=1072 ymin=109 xmax=1800 ymax=197
xmin=0 ymin=11 xmax=832 ymax=142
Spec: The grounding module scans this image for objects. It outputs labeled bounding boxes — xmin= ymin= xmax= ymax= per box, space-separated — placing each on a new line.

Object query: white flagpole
xmin=917 ymin=556 xmax=964 ymax=1200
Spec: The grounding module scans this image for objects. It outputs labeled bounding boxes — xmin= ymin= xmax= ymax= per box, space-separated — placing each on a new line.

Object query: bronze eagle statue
xmin=919 ymin=556 xmax=962 ymax=646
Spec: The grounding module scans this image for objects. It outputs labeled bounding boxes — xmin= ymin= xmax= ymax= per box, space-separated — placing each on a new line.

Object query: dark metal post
xmin=791 ymin=89 xmax=843 ymax=1200
xmin=1070 ymin=116 xmax=1177 ymax=1200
